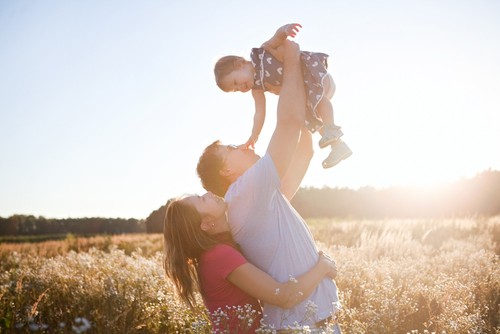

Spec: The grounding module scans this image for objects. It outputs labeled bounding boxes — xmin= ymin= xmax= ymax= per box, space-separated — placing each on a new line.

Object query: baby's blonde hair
xmin=214 ymin=55 xmax=247 ymax=92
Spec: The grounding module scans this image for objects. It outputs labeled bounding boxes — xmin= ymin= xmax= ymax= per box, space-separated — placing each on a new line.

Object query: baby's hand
xmin=238 ymin=136 xmax=258 ymax=150
xmin=278 ymin=23 xmax=302 ymax=39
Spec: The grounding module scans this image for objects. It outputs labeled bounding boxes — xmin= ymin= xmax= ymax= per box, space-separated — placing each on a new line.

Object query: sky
xmin=1 ymin=0 xmax=499 ymax=219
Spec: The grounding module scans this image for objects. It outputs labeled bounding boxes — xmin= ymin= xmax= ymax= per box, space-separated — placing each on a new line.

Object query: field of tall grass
xmin=1 ymin=217 xmax=499 ymax=333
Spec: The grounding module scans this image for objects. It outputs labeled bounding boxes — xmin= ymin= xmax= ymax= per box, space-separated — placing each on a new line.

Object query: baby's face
xmin=221 ymin=65 xmax=254 ymax=93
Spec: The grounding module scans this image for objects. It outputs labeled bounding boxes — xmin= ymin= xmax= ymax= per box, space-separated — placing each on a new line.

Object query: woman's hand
xmin=318 ymin=251 xmax=337 ymax=279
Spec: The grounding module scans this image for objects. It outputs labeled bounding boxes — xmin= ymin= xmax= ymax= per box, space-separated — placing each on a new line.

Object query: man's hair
xmin=197 ymin=140 xmax=232 ymax=197
xmin=214 ymin=55 xmax=247 ymax=92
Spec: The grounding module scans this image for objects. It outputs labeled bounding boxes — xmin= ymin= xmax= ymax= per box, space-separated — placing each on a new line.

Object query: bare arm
xmin=261 ymin=23 xmax=302 ymax=63
xmin=241 ymin=90 xmax=266 ymax=149
xmin=280 ymin=127 xmax=313 ymax=200
xmin=266 ymin=40 xmax=306 ymax=179
xmin=262 ymin=23 xmax=302 ymax=50
xmin=227 ymin=252 xmax=336 ymax=309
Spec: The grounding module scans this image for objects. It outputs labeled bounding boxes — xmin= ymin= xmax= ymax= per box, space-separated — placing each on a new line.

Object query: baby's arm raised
xmin=240 ymin=89 xmax=266 ymax=149
xmin=262 ymin=23 xmax=302 ymax=63
xmin=263 ymin=23 xmax=302 ymax=50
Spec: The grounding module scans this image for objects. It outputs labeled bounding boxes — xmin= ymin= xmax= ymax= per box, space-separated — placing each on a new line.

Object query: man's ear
xmin=219 ymin=168 xmax=231 ymax=178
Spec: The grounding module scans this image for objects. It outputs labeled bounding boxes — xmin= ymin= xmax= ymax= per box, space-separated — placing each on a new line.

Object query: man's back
xmin=226 ymin=154 xmax=339 ymax=329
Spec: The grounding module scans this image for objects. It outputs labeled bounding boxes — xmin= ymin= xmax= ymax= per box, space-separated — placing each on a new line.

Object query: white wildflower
xmin=72 ymin=317 xmax=91 ymax=333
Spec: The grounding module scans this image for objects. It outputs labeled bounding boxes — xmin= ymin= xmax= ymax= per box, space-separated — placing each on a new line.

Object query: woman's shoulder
xmin=201 ymin=244 xmax=247 ymax=270
xmin=204 ymin=244 xmax=240 ymax=259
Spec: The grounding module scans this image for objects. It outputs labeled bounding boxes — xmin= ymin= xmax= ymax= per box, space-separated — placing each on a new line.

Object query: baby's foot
xmin=319 ymin=125 xmax=344 ymax=149
xmin=322 ymin=140 xmax=352 ymax=169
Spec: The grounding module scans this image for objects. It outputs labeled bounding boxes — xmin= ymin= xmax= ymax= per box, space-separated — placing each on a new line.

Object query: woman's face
xmin=182 ymin=192 xmax=229 ymax=234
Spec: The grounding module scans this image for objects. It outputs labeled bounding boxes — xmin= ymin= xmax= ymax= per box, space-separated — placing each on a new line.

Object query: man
xmin=197 ymin=41 xmax=340 ymax=331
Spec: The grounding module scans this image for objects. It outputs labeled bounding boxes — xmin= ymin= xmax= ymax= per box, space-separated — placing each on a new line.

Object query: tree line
xmin=1 ymin=170 xmax=499 ymax=236
xmin=144 ymin=169 xmax=500 ymax=233
xmin=0 ymin=216 xmax=144 ymax=237
xmin=292 ymin=169 xmax=500 ymax=219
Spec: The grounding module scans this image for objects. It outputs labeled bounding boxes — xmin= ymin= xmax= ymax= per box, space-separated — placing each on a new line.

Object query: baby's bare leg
xmin=317 ymin=74 xmax=352 ymax=168
xmin=323 ymin=73 xmax=336 ymax=100
xmin=317 ymin=97 xmax=334 ymax=126
xmin=317 ymin=73 xmax=336 ymax=126
xmin=317 ymin=74 xmax=343 ymax=149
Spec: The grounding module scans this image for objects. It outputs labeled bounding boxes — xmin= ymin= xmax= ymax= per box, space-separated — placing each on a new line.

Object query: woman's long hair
xmin=163 ymin=198 xmax=222 ymax=309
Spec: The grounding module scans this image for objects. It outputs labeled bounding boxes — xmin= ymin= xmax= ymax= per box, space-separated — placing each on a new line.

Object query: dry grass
xmin=1 ymin=217 xmax=499 ymax=333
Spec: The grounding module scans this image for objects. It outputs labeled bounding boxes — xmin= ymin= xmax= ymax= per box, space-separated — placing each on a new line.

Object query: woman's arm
xmin=227 ymin=252 xmax=336 ymax=309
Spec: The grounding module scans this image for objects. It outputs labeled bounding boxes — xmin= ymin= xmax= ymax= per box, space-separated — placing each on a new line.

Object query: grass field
xmin=1 ymin=217 xmax=499 ymax=333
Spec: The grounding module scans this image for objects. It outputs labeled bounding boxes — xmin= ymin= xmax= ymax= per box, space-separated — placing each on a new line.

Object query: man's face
xmin=218 ymin=144 xmax=259 ymax=177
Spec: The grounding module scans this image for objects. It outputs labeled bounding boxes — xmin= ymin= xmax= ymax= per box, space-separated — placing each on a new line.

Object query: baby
xmin=214 ymin=23 xmax=352 ymax=168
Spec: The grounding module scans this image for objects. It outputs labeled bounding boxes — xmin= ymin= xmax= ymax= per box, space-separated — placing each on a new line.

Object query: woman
xmin=163 ymin=192 xmax=337 ymax=333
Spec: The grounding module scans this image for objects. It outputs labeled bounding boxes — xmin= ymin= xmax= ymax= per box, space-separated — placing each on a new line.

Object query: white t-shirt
xmin=226 ymin=153 xmax=340 ymax=329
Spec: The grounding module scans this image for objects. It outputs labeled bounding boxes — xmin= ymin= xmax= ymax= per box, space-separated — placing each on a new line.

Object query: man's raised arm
xmin=280 ymin=127 xmax=313 ymax=200
xmin=266 ymin=40 xmax=306 ymax=178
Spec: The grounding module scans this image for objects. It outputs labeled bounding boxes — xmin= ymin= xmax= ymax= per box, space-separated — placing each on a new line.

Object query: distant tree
xmin=0 ymin=216 xmax=144 ymax=236
xmin=290 ymin=170 xmax=500 ymax=218
xmin=145 ymin=199 xmax=172 ymax=234
xmin=1 ymin=170 xmax=498 ymax=237
xmin=0 ymin=216 xmax=17 ymax=235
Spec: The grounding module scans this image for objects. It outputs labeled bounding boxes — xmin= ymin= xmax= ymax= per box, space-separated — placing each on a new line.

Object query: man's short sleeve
xmin=226 ymin=153 xmax=281 ymax=206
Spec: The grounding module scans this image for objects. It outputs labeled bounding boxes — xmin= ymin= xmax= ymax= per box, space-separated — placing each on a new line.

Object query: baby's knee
xmin=324 ymin=73 xmax=335 ymax=99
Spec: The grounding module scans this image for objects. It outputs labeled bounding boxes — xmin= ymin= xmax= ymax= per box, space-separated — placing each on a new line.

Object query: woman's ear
xmin=200 ymin=216 xmax=212 ymax=232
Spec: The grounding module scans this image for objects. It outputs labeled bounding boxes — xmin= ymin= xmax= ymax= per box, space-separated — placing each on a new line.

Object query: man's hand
xmin=282 ymin=39 xmax=301 ymax=64
xmin=264 ymin=82 xmax=281 ymax=95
